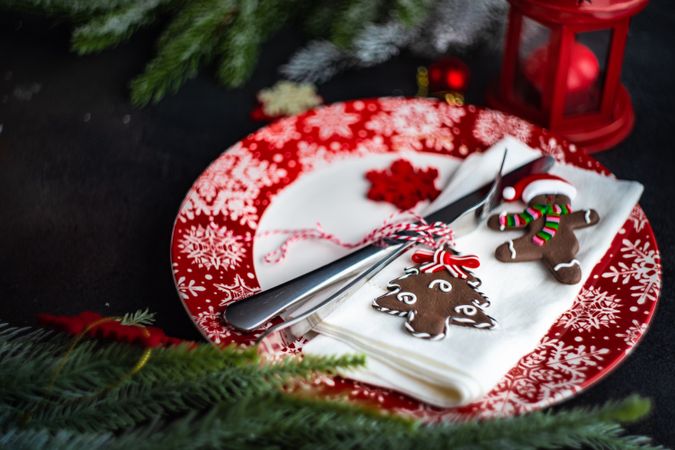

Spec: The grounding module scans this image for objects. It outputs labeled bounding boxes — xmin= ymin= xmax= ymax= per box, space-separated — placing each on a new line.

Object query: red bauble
xmin=524 ymin=42 xmax=600 ymax=95
xmin=428 ymin=57 xmax=471 ymax=94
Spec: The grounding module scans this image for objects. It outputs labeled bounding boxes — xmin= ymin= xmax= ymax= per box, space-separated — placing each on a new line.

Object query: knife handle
xmin=223 ymin=243 xmax=400 ymax=331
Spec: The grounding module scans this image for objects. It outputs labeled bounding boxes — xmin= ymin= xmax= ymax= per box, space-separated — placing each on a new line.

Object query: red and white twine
xmin=259 ymin=211 xmax=455 ymax=264
xmin=411 ymin=248 xmax=481 ymax=279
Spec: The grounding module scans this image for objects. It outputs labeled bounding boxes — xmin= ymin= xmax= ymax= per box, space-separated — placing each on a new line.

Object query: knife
xmin=225 ymin=154 xmax=555 ymax=332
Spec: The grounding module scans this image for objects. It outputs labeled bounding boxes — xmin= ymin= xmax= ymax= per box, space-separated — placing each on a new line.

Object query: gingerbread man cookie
xmin=372 ymin=247 xmax=497 ymax=340
xmin=488 ymin=174 xmax=600 ymax=284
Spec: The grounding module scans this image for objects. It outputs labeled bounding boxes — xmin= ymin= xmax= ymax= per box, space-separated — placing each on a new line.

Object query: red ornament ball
xmin=524 ymin=42 xmax=600 ymax=95
xmin=428 ymin=57 xmax=471 ymax=93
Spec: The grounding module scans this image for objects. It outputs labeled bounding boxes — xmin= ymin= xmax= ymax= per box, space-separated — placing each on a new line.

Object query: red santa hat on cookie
xmin=502 ymin=174 xmax=577 ymax=203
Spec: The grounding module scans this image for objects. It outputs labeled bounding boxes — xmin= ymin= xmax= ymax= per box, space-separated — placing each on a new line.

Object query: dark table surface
xmin=1 ymin=2 xmax=674 ymax=446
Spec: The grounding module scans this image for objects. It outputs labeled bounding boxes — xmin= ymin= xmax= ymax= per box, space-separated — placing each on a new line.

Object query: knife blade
xmin=225 ymin=154 xmax=555 ymax=332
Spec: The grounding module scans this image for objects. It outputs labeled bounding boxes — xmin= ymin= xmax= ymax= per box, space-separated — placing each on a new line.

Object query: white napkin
xmin=302 ymin=137 xmax=644 ymax=407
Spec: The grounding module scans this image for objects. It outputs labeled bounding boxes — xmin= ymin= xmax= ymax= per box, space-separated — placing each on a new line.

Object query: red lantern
xmin=487 ymin=0 xmax=648 ymax=153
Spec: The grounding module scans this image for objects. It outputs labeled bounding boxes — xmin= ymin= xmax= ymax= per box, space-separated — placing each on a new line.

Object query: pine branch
xmin=0 ymin=321 xmax=662 ymax=449
xmin=330 ymin=0 xmax=385 ymax=49
xmin=3 ymin=0 xmax=511 ymax=102
xmin=215 ymin=0 xmax=262 ymax=88
xmin=1 ymin=394 xmax=662 ymax=450
xmin=1 ymin=0 xmax=136 ymax=17
xmin=118 ymin=308 xmax=156 ymax=326
xmin=129 ymin=0 xmax=236 ymax=106
xmin=71 ymin=0 xmax=170 ymax=54
xmin=19 ymin=354 xmax=364 ymax=433
xmin=352 ymin=21 xmax=415 ymax=65
xmin=302 ymin=1 xmax=340 ymax=38
xmin=0 ymin=323 xmax=363 ymax=432
xmin=280 ymin=41 xmax=354 ymax=83
xmin=393 ymin=0 xmax=435 ymax=27
xmin=216 ymin=0 xmax=299 ymax=87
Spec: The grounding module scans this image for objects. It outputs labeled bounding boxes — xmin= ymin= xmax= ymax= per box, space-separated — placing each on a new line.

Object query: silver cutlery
xmin=255 ymin=150 xmax=509 ymax=343
xmin=224 ymin=153 xmax=555 ymax=333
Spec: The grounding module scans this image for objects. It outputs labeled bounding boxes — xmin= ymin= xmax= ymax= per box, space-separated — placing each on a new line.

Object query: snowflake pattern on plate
xmin=616 ymin=319 xmax=648 ymax=349
xmin=473 ymin=109 xmax=532 ymax=146
xmin=254 ymin=116 xmax=301 ymax=148
xmin=178 ymin=143 xmax=287 ymax=228
xmin=195 ymin=305 xmax=231 ymax=344
xmin=462 ymin=337 xmax=610 ymax=418
xmin=297 ymin=136 xmax=389 ymax=171
xmin=602 ymin=238 xmax=661 ymax=304
xmin=538 ymin=136 xmax=567 ymax=162
xmin=559 ymin=287 xmax=621 ymax=332
xmin=628 ymin=205 xmax=648 ymax=232
xmin=215 ymin=274 xmax=259 ymax=307
xmin=304 ymin=103 xmax=360 ymax=139
xmin=171 ymin=98 xmax=661 ymax=421
xmin=177 ymin=223 xmax=245 ymax=271
xmin=175 ymin=275 xmax=206 ymax=300
xmin=366 ymin=98 xmax=465 ymax=152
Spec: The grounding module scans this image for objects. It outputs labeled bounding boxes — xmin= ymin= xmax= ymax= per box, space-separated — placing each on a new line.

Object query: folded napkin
xmin=302 ymin=137 xmax=644 ymax=407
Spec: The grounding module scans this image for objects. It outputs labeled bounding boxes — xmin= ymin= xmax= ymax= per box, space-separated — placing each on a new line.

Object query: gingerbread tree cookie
xmin=488 ymin=174 xmax=600 ymax=284
xmin=372 ymin=247 xmax=497 ymax=340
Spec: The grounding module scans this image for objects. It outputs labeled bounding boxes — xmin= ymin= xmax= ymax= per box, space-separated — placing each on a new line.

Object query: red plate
xmin=170 ymin=98 xmax=661 ymax=420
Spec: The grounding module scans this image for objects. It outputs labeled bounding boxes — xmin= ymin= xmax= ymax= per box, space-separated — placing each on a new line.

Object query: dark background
xmin=1 ymin=1 xmax=674 ymax=446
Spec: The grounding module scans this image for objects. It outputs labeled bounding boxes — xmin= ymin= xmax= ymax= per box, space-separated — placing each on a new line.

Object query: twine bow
xmin=411 ymin=247 xmax=480 ymax=279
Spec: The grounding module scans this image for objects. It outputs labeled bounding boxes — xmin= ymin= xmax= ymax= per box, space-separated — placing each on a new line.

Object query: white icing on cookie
xmin=405 ymin=315 xmax=445 ymax=340
xmin=397 ymin=291 xmax=417 ymax=304
xmin=584 ymin=210 xmax=592 ymax=224
xmin=472 ymin=298 xmax=490 ymax=309
xmin=428 ymin=279 xmax=452 ymax=292
xmin=454 ymin=305 xmax=477 ymax=316
xmin=451 ymin=317 xmax=475 ymax=324
xmin=499 ymin=212 xmax=507 ymax=231
xmin=554 ymin=259 xmax=581 ymax=271
xmin=508 ymin=240 xmax=516 ymax=259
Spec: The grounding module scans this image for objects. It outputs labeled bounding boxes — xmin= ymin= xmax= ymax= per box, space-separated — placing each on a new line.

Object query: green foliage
xmin=119 ymin=308 xmax=156 ymax=326
xmin=216 ymin=0 xmax=265 ymax=88
xmin=128 ymin=0 xmax=236 ymax=106
xmin=1 ymin=0 xmax=443 ymax=105
xmin=0 ymin=322 xmax=362 ymax=433
xmin=302 ymin=2 xmax=340 ymax=38
xmin=331 ymin=0 xmax=385 ymax=49
xmin=2 ymin=0 xmax=137 ymax=16
xmin=393 ymin=0 xmax=435 ymax=26
xmin=71 ymin=0 xmax=169 ymax=54
xmin=0 ymin=321 xmax=664 ymax=449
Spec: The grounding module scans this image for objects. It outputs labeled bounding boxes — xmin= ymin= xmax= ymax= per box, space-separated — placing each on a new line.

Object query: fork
xmin=255 ymin=151 xmax=510 ymax=343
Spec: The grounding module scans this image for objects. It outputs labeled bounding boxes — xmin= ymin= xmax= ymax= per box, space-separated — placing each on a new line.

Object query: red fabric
xmin=37 ymin=311 xmax=187 ymax=348
xmin=365 ymin=159 xmax=441 ymax=210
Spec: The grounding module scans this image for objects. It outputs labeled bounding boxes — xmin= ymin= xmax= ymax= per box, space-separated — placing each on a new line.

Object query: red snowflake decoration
xmin=365 ymin=159 xmax=441 ymax=210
